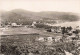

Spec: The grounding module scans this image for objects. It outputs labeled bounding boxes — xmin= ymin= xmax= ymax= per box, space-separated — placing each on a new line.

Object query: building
xmin=31 ymin=21 xmax=36 ymax=27
xmin=11 ymin=23 xmax=22 ymax=27
xmin=11 ymin=23 xmax=17 ymax=26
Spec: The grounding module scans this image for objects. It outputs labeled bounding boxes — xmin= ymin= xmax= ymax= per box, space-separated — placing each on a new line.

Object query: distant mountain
xmin=0 ymin=9 xmax=80 ymax=25
xmin=38 ymin=11 xmax=79 ymax=21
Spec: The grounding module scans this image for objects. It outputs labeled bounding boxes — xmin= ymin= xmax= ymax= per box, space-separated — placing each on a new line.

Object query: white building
xmin=47 ymin=37 xmax=53 ymax=42
xmin=31 ymin=21 xmax=36 ymax=27
xmin=11 ymin=23 xmax=17 ymax=26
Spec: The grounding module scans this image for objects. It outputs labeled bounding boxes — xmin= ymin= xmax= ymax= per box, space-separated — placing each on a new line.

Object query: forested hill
xmin=0 ymin=9 xmax=80 ymax=25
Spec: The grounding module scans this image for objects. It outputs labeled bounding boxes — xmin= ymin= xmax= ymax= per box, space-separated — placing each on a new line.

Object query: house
xmin=11 ymin=23 xmax=17 ymax=26
xmin=31 ymin=21 xmax=36 ymax=27
xmin=47 ymin=37 xmax=53 ymax=42
xmin=37 ymin=37 xmax=45 ymax=42
xmin=11 ymin=23 xmax=22 ymax=27
xmin=36 ymin=36 xmax=54 ymax=42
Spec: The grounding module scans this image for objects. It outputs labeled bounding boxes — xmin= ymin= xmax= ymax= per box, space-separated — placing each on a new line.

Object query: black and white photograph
xmin=0 ymin=0 xmax=80 ymax=55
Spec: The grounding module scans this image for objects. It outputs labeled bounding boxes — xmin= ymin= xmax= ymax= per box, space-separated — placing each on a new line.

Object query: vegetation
xmin=1 ymin=33 xmax=80 ymax=55
xmin=35 ymin=23 xmax=52 ymax=29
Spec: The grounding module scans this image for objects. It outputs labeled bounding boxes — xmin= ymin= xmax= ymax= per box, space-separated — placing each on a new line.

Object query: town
xmin=0 ymin=20 xmax=80 ymax=55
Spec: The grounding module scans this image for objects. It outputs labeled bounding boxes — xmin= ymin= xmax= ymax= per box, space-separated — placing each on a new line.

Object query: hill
xmin=0 ymin=9 xmax=80 ymax=25
xmin=53 ymin=21 xmax=80 ymax=28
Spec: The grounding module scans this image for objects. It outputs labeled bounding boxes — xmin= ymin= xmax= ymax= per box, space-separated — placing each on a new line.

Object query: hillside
xmin=0 ymin=9 xmax=80 ymax=25
xmin=53 ymin=21 xmax=80 ymax=28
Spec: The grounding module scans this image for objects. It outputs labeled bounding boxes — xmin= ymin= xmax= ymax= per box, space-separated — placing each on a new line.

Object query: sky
xmin=0 ymin=0 xmax=80 ymax=13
